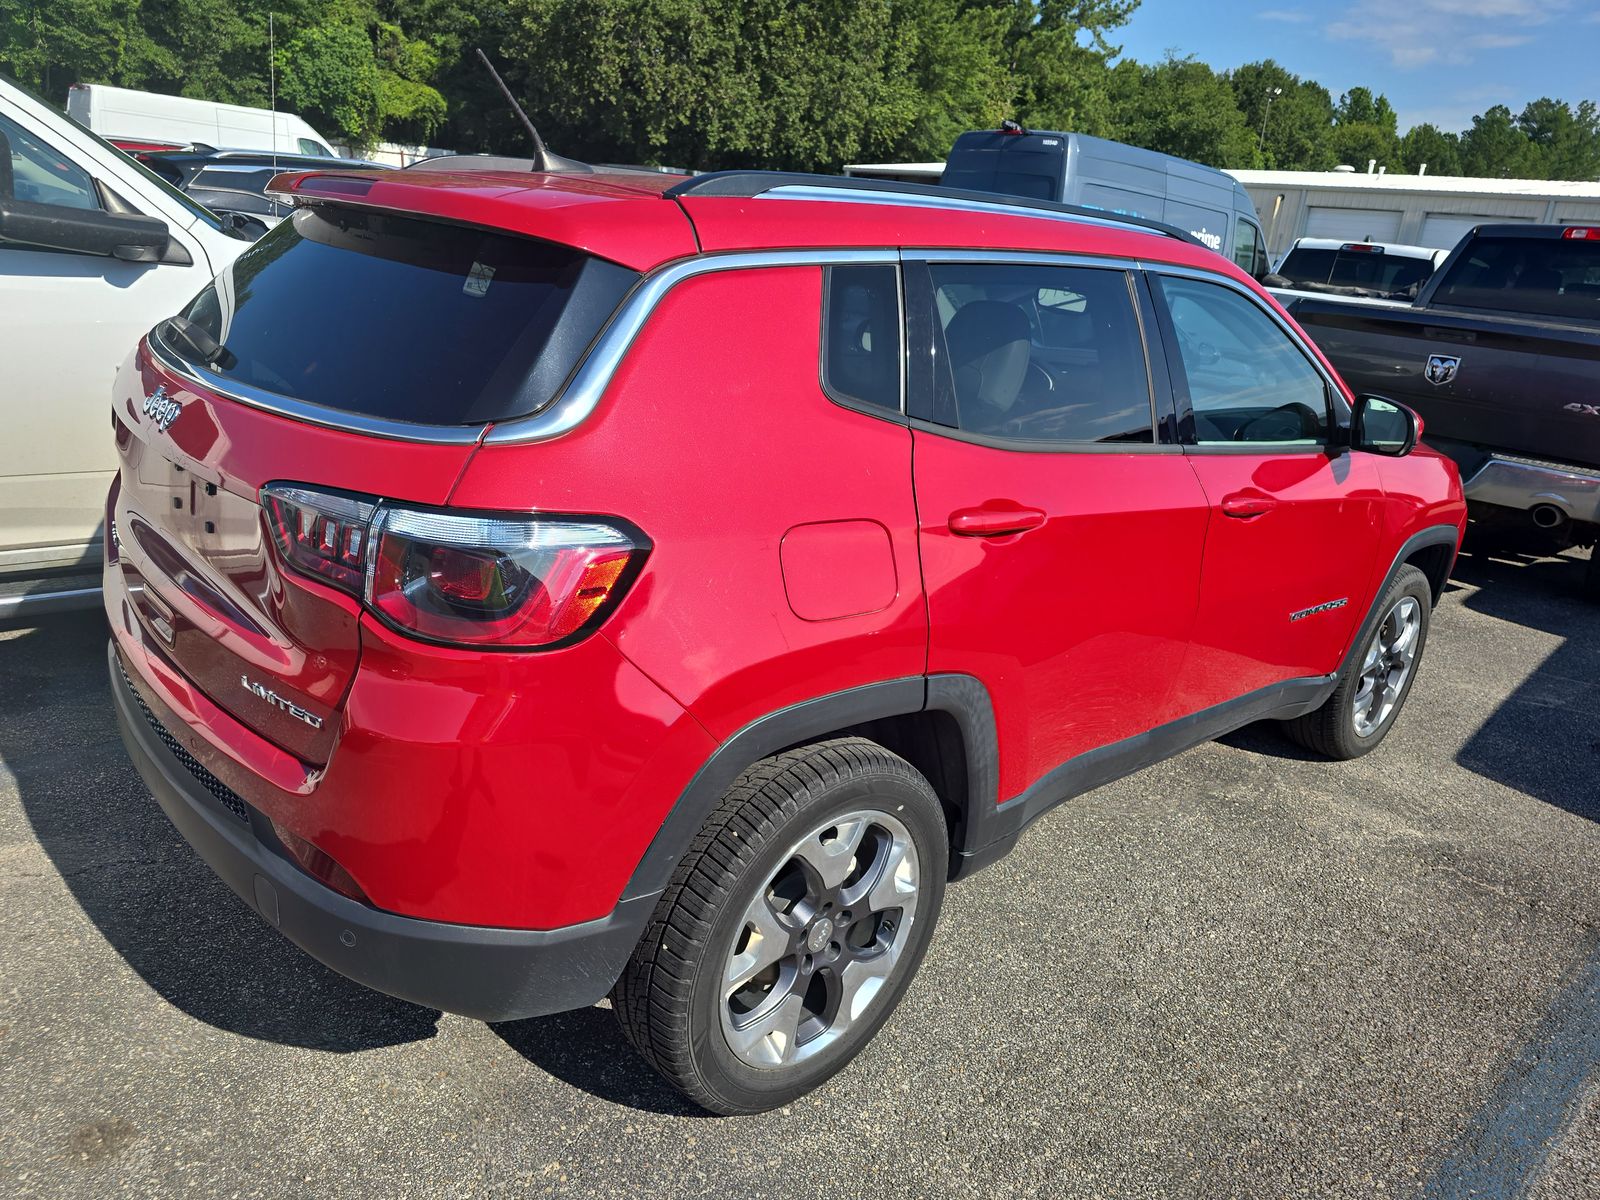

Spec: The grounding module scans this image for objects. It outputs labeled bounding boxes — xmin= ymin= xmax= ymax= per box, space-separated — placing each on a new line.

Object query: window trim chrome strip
xmin=146 ymin=328 xmax=488 ymax=446
xmin=483 ymin=248 xmax=900 ymax=446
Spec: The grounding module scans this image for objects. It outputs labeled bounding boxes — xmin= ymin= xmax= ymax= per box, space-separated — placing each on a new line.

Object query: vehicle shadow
xmin=1449 ymin=546 xmax=1599 ymax=824
xmin=490 ymin=1008 xmax=712 ymax=1117
xmin=2 ymin=610 xmax=440 ymax=1052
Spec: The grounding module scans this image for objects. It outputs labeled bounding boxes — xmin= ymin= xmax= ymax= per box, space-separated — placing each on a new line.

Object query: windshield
xmin=1276 ymin=248 xmax=1436 ymax=296
xmin=1430 ymin=236 xmax=1600 ymax=323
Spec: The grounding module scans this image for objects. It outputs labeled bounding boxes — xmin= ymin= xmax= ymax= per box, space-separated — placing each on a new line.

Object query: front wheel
xmin=1283 ymin=564 xmax=1433 ymax=759
xmin=612 ymin=739 xmax=948 ymax=1115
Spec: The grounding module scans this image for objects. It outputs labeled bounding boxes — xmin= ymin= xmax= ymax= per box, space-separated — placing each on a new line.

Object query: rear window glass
xmin=1430 ymin=236 xmax=1600 ymax=323
xmin=171 ymin=206 xmax=638 ymax=425
xmin=927 ymin=262 xmax=1153 ymax=444
xmin=1277 ymin=247 xmax=1435 ymax=295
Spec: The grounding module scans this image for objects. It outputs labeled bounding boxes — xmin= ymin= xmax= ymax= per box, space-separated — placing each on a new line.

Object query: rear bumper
xmin=1461 ymin=454 xmax=1600 ymax=526
xmin=109 ymin=640 xmax=654 ymax=1022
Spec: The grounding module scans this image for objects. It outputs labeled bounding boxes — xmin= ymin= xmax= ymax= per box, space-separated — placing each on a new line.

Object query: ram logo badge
xmin=1424 ymin=355 xmax=1460 ymax=386
xmin=239 ymin=675 xmax=324 ymax=729
xmin=143 ymin=385 xmax=182 ymax=432
xmin=1290 ymin=598 xmax=1349 ymax=623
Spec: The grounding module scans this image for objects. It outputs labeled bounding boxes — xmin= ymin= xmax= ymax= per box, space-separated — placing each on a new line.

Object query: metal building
xmin=1227 ymin=169 xmax=1600 ymax=260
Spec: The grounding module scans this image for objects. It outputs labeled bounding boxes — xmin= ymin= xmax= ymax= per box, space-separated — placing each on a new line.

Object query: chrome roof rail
xmin=665 ymin=171 xmax=1199 ymax=246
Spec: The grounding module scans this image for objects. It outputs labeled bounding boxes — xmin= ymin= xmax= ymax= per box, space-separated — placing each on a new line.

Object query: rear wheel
xmin=612 ymin=738 xmax=947 ymax=1115
xmin=1284 ymin=565 xmax=1433 ymax=760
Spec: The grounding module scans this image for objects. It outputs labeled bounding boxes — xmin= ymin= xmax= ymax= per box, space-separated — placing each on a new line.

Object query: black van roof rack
xmin=665 ymin=171 xmax=1200 ymax=247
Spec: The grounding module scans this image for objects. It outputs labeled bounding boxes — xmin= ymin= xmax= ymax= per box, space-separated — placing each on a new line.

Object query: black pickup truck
xmin=1284 ymin=224 xmax=1600 ymax=595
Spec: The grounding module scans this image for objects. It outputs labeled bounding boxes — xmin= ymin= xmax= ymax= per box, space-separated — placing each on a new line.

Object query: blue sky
xmin=1112 ymin=0 xmax=1600 ymax=134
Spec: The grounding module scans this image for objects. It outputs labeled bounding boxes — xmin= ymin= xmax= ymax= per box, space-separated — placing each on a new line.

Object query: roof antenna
xmin=474 ymin=48 xmax=590 ymax=173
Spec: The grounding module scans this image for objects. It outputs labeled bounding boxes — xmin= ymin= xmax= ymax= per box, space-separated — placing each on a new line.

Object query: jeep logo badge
xmin=1424 ymin=355 xmax=1460 ymax=387
xmin=142 ymin=385 xmax=182 ymax=433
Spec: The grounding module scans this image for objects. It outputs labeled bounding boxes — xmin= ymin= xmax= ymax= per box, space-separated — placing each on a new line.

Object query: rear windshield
xmin=1277 ymin=248 xmax=1436 ymax=296
xmin=1430 ymin=235 xmax=1600 ymax=324
xmin=942 ymin=143 xmax=1062 ymax=202
xmin=171 ymin=205 xmax=638 ymax=425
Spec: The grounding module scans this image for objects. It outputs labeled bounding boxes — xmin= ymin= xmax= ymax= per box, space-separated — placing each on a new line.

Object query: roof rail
xmin=666 ymin=171 xmax=1200 ymax=246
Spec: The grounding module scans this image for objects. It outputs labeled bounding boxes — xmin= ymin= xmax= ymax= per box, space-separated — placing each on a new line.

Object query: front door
xmin=1147 ymin=271 xmax=1385 ymax=717
xmin=906 ymin=255 xmax=1212 ymax=803
xmin=0 ymin=108 xmax=212 ymax=579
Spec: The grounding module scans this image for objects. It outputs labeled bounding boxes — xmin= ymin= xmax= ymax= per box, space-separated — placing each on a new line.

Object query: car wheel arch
xmin=619 ymin=674 xmax=1000 ymax=904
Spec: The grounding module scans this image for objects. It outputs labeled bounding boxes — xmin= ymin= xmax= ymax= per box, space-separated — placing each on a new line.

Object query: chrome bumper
xmin=1462 ymin=454 xmax=1600 ymax=525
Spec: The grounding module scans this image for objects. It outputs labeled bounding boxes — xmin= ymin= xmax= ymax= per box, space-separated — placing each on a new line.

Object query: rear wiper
xmin=160 ymin=315 xmax=237 ymax=370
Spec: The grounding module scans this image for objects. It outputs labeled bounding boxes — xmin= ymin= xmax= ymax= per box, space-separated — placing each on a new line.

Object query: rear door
xmin=906 ymin=253 xmax=1211 ymax=802
xmin=110 ymin=204 xmax=640 ymax=762
xmin=1147 ymin=270 xmax=1385 ymax=715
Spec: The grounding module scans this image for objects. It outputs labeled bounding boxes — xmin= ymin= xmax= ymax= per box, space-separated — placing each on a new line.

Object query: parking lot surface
xmin=2 ymin=547 xmax=1597 ymax=1199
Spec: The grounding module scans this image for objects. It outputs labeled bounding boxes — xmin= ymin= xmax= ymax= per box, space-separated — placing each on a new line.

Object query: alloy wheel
xmin=720 ymin=810 xmax=921 ymax=1069
xmin=1352 ymin=595 xmax=1422 ymax=738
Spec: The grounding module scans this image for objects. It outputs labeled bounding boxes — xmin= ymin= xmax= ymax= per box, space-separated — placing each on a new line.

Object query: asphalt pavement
xmin=2 ymin=546 xmax=1597 ymax=1199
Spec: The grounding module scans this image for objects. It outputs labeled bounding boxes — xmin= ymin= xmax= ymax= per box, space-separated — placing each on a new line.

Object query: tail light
xmin=1562 ymin=227 xmax=1600 ymax=240
xmin=262 ymin=483 xmax=648 ymax=650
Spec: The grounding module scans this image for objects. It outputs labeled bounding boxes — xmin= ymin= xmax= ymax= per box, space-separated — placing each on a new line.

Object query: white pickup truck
xmin=1262 ymin=238 xmax=1450 ymax=309
xmin=0 ymin=75 xmax=255 ymax=618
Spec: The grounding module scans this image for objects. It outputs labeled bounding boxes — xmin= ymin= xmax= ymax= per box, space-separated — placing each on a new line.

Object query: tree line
xmin=4 ymin=0 xmax=1597 ymax=181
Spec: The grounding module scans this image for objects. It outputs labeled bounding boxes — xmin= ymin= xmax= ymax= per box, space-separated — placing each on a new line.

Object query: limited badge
xmin=1424 ymin=354 xmax=1460 ymax=386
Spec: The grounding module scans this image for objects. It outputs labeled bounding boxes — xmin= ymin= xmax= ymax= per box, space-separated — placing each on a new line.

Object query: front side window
xmin=0 ymin=113 xmax=98 ymax=210
xmin=925 ymin=262 xmax=1154 ymax=444
xmin=821 ymin=264 xmax=901 ymax=413
xmin=1233 ymin=219 xmax=1261 ymax=275
xmin=1156 ymin=274 xmax=1329 ymax=445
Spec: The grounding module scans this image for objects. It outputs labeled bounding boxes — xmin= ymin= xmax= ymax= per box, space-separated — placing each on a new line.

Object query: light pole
xmin=1258 ymin=86 xmax=1284 ymax=157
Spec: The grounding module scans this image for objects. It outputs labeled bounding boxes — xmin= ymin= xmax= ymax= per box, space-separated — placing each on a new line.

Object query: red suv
xmin=105 ymin=165 xmax=1466 ymax=1114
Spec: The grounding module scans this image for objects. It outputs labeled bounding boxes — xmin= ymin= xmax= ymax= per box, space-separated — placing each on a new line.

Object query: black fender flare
xmin=619 ymin=674 xmax=1000 ymax=905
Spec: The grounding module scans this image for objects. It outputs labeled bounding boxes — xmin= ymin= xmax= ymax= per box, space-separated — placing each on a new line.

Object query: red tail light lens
xmin=369 ymin=509 xmax=645 ymax=647
xmin=260 ymin=483 xmax=648 ymax=649
xmin=263 ymin=485 xmax=375 ymax=594
xmin=1562 ymin=227 xmax=1599 ymax=240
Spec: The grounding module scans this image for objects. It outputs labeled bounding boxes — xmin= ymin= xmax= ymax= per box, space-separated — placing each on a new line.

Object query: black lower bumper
xmin=108 ymin=641 xmax=655 ymax=1022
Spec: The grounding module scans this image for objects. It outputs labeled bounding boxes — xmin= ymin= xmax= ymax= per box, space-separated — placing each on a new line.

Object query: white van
xmin=1 ymin=75 xmax=254 ymax=617
xmin=66 ymin=83 xmax=338 ymax=158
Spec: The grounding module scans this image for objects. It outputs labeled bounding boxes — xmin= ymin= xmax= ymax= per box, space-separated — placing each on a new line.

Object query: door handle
xmin=1220 ymin=492 xmax=1277 ymax=519
xmin=948 ymin=505 xmax=1047 ymax=538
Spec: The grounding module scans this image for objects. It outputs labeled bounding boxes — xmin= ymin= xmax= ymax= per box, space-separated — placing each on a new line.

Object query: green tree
xmin=1459 ymin=104 xmax=1540 ymax=178
xmin=1107 ymin=54 xmax=1255 ymax=168
xmin=1516 ymin=97 xmax=1600 ymax=182
xmin=1229 ymin=60 xmax=1336 ymax=170
xmin=1399 ymin=122 xmax=1461 ymax=176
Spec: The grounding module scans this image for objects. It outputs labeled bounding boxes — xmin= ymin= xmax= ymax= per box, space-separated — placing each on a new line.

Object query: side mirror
xmin=0 ymin=196 xmax=170 ymax=260
xmin=1353 ymin=394 xmax=1420 ymax=457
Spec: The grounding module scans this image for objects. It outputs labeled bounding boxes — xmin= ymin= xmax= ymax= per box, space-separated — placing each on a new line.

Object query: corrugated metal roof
xmin=1227 ymin=169 xmax=1600 ymax=199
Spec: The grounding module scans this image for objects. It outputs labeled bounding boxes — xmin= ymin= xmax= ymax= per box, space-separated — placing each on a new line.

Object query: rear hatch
xmin=111 ymin=197 xmax=647 ymax=764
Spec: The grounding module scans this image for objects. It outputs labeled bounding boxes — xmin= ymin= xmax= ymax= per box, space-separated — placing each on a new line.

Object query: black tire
xmin=1283 ymin=564 xmax=1433 ymax=760
xmin=1583 ymin=548 xmax=1600 ymax=603
xmin=612 ymin=738 xmax=948 ymax=1115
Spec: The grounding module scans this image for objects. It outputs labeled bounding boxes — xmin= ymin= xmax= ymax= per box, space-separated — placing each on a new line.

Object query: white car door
xmin=0 ymin=93 xmax=238 ymax=604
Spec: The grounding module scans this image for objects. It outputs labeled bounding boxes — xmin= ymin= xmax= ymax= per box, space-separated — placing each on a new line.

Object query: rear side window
xmin=1430 ymin=235 xmax=1600 ymax=323
xmin=821 ymin=265 xmax=901 ymax=413
xmin=172 ymin=206 xmax=638 ymax=425
xmin=1155 ymin=275 xmax=1329 ymax=445
xmin=926 ymin=262 xmax=1153 ymax=444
